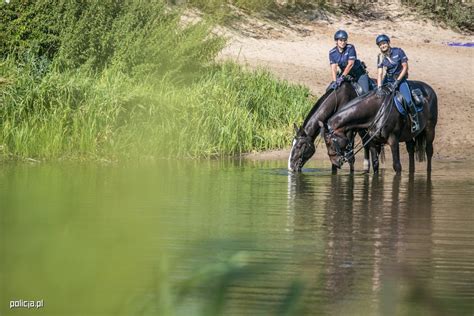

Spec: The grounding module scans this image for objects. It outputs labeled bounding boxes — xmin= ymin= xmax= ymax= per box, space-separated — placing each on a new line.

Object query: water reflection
xmin=285 ymin=172 xmax=451 ymax=314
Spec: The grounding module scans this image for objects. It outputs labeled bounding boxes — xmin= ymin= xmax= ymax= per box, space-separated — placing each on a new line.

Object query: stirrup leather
xmin=407 ymin=101 xmax=419 ymax=132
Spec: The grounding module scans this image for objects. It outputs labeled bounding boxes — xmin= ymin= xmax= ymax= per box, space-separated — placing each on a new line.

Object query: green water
xmin=1 ymin=159 xmax=473 ymax=315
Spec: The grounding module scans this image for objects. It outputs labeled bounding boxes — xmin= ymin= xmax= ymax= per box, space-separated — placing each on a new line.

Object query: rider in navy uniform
xmin=375 ymin=34 xmax=420 ymax=132
xmin=329 ymin=30 xmax=369 ymax=94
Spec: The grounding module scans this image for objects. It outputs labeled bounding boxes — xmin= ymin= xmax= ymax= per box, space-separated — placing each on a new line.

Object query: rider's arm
xmin=396 ymin=48 xmax=409 ymax=81
xmin=397 ymin=62 xmax=408 ymax=81
xmin=331 ymin=63 xmax=338 ymax=81
xmin=377 ymin=67 xmax=383 ymax=87
xmin=343 ymin=45 xmax=357 ymax=77
xmin=377 ymin=53 xmax=384 ymax=87
xmin=342 ymin=60 xmax=354 ymax=77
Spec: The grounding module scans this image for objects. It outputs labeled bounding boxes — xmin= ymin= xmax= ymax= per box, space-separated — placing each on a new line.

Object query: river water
xmin=1 ymin=159 xmax=473 ymax=315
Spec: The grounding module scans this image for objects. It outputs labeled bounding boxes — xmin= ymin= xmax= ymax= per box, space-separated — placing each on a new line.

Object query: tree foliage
xmin=0 ymin=0 xmax=225 ymax=77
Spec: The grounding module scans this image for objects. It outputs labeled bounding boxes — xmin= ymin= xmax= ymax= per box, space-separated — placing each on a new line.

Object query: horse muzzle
xmin=288 ymin=157 xmax=303 ymax=172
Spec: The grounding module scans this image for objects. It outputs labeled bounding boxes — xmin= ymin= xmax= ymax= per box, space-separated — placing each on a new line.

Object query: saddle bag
xmin=411 ymin=88 xmax=424 ymax=105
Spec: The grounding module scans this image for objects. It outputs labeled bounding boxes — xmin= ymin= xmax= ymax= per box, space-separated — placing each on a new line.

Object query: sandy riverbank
xmin=218 ymin=1 xmax=473 ymax=162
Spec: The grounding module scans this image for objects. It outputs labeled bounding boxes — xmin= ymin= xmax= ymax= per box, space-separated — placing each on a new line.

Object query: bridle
xmin=292 ymin=135 xmax=316 ymax=169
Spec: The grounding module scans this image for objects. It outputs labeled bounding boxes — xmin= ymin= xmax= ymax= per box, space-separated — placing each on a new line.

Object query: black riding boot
xmin=408 ymin=102 xmax=420 ymax=133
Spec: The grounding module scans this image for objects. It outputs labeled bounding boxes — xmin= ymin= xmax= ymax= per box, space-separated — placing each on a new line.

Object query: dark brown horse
xmin=323 ymin=81 xmax=438 ymax=173
xmin=288 ymin=80 xmax=378 ymax=173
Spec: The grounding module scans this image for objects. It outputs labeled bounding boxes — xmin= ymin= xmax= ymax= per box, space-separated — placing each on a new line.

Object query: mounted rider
xmin=329 ymin=30 xmax=370 ymax=94
xmin=375 ymin=34 xmax=420 ymax=133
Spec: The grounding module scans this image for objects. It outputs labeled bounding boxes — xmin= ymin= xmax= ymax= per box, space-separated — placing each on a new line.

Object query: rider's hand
xmin=388 ymin=80 xmax=399 ymax=92
xmin=329 ymin=81 xmax=338 ymax=90
xmin=343 ymin=75 xmax=353 ymax=81
xmin=376 ymin=86 xmax=385 ymax=97
xmin=336 ymin=76 xmax=344 ymax=87
xmin=393 ymin=80 xmax=400 ymax=89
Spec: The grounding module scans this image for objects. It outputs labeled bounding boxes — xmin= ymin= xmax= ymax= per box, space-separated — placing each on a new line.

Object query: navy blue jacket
xmin=377 ymin=47 xmax=408 ymax=80
xmin=329 ymin=44 xmax=364 ymax=78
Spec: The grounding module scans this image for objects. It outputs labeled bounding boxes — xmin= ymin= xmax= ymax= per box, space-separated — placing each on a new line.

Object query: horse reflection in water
xmin=286 ymin=173 xmax=436 ymax=313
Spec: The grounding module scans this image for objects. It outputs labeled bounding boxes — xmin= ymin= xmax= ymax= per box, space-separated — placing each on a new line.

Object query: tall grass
xmin=0 ymin=60 xmax=312 ymax=160
xmin=122 ymin=63 xmax=311 ymax=158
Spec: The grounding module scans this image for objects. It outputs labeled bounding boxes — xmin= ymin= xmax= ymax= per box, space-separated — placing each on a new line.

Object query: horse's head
xmin=322 ymin=123 xmax=350 ymax=169
xmin=288 ymin=124 xmax=315 ymax=172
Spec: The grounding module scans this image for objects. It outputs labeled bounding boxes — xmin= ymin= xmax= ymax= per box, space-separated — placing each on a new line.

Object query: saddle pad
xmin=393 ymin=94 xmax=407 ymax=116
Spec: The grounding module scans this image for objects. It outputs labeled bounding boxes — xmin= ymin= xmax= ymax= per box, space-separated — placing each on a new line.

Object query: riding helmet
xmin=376 ymin=34 xmax=390 ymax=45
xmin=334 ymin=30 xmax=348 ymax=41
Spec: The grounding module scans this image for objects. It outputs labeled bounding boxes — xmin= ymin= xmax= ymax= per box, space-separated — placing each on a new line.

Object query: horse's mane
xmin=372 ymin=91 xmax=395 ymax=128
xmin=302 ymin=89 xmax=334 ymax=128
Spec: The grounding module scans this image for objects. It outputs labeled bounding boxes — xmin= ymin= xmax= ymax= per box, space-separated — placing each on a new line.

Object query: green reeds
xmin=0 ymin=60 xmax=312 ymax=160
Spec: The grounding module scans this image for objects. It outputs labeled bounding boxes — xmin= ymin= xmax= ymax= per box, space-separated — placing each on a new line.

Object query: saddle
xmin=351 ymin=76 xmax=377 ymax=97
xmin=390 ymin=80 xmax=424 ymax=115
xmin=393 ymin=87 xmax=424 ymax=116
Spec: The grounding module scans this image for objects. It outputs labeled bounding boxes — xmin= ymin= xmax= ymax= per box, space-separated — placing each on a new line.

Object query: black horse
xmin=288 ymin=80 xmax=378 ymax=173
xmin=323 ymin=81 xmax=438 ymax=173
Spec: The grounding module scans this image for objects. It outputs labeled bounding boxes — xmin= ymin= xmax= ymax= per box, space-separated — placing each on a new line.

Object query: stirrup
xmin=410 ymin=115 xmax=420 ymax=133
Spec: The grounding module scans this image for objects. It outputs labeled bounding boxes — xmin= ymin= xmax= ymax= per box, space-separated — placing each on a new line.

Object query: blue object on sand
xmin=446 ymin=42 xmax=474 ymax=47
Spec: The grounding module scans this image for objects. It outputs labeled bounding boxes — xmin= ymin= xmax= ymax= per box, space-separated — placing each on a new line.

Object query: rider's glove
xmin=329 ymin=81 xmax=338 ymax=90
xmin=376 ymin=86 xmax=385 ymax=97
xmin=389 ymin=80 xmax=400 ymax=91
xmin=336 ymin=76 xmax=345 ymax=87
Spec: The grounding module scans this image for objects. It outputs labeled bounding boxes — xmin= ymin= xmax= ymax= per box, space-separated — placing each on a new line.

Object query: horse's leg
xmin=348 ymin=155 xmax=355 ymax=173
xmin=363 ymin=145 xmax=370 ymax=173
xmin=349 ymin=132 xmax=356 ymax=173
xmin=359 ymin=130 xmax=370 ymax=173
xmin=406 ymin=140 xmax=416 ymax=174
xmin=426 ymin=131 xmax=435 ymax=174
xmin=389 ymin=135 xmax=402 ymax=173
xmin=349 ymin=161 xmax=354 ymax=173
xmin=331 ymin=164 xmax=338 ymax=174
xmin=370 ymin=146 xmax=379 ymax=174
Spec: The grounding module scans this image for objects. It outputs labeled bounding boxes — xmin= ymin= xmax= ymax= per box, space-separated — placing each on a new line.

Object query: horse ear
xmin=299 ymin=127 xmax=307 ymax=136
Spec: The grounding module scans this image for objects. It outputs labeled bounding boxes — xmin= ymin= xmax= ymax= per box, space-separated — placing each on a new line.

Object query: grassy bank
xmin=0 ymin=60 xmax=311 ymax=160
xmin=0 ymin=1 xmax=312 ymax=161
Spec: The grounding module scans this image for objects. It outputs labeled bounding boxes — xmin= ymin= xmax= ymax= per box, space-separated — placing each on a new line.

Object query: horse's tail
xmin=415 ymin=133 xmax=426 ymax=162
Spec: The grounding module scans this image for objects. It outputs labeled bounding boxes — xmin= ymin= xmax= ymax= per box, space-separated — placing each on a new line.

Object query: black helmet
xmin=376 ymin=34 xmax=390 ymax=45
xmin=334 ymin=30 xmax=348 ymax=41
